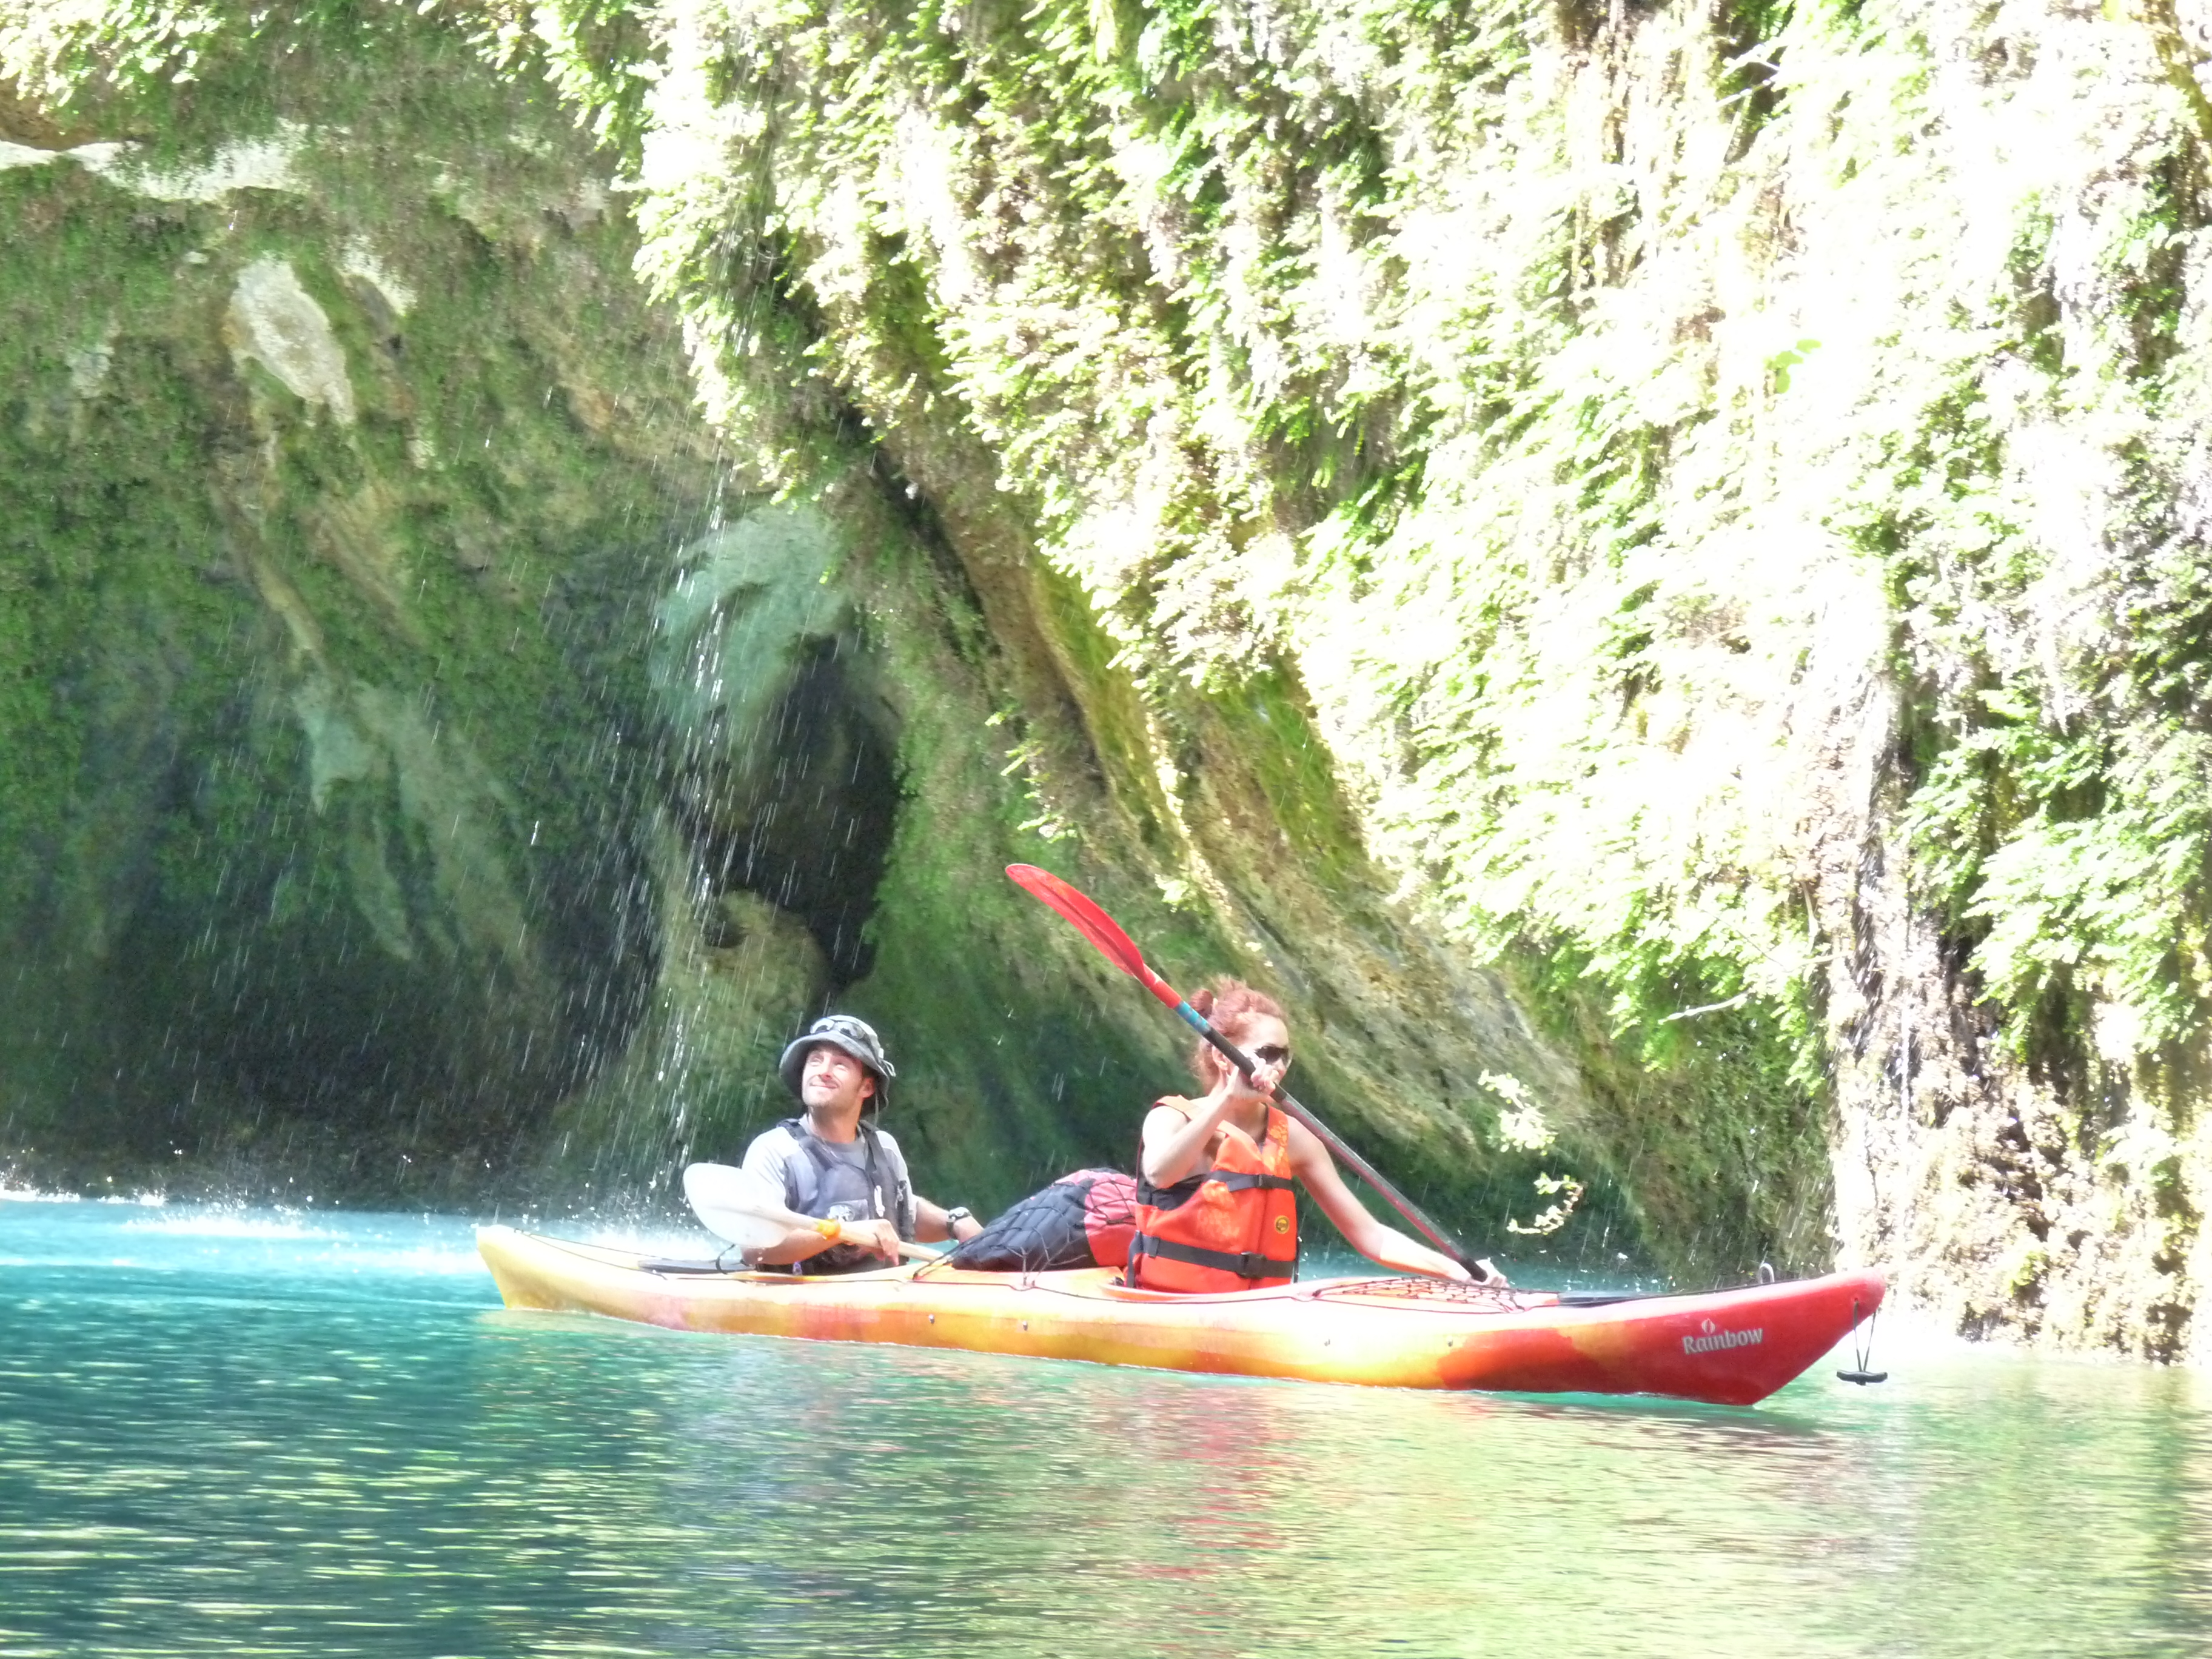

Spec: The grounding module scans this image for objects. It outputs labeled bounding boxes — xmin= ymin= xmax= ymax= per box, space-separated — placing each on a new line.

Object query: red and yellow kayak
xmin=476 ymin=1225 xmax=1883 ymax=1406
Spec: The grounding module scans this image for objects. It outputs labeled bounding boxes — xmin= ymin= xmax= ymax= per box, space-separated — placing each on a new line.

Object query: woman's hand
xmin=1203 ymin=1045 xmax=1286 ymax=1106
xmin=1195 ymin=1066 xmax=1242 ymax=1118
xmin=1395 ymin=1239 xmax=1476 ymax=1282
xmin=1243 ymin=1048 xmax=1290 ymax=1101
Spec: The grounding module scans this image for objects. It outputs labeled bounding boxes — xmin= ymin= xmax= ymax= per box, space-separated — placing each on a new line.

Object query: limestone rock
xmin=226 ymin=256 xmax=355 ymax=425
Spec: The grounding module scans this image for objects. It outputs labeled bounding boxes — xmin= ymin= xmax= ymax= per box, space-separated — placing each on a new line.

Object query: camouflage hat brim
xmin=778 ymin=1028 xmax=893 ymax=1107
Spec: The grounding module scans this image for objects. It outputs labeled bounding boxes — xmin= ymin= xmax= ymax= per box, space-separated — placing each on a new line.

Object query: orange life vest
xmin=1127 ymin=1100 xmax=1299 ymax=1292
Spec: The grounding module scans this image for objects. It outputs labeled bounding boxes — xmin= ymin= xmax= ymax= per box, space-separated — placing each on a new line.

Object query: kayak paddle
xmin=1005 ymin=863 xmax=1501 ymax=1282
xmin=683 ymin=1162 xmax=939 ymax=1261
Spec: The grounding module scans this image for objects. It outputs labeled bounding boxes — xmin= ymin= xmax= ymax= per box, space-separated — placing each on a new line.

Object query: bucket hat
xmin=779 ymin=1014 xmax=896 ymax=1108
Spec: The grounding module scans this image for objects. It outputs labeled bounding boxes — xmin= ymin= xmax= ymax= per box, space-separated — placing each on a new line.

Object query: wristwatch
xmin=943 ymin=1206 xmax=974 ymax=1233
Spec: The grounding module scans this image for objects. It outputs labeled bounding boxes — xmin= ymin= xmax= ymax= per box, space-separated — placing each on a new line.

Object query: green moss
xmin=1202 ymin=669 xmax=1370 ymax=886
xmin=0 ymin=32 xmax=739 ymax=1193
xmin=1509 ymin=948 xmax=1834 ymax=1275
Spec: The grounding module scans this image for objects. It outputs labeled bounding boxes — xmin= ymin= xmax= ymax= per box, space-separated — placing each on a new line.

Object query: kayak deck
xmin=477 ymin=1225 xmax=1883 ymax=1406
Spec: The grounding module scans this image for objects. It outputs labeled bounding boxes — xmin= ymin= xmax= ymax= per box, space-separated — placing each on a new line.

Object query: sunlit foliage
xmin=398 ymin=0 xmax=2212 ymax=1087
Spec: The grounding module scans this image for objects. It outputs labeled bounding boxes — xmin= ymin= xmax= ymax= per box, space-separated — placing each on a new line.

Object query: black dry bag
xmin=946 ymin=1170 xmax=1137 ymax=1272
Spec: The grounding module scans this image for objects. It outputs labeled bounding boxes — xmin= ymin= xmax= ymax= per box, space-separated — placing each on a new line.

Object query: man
xmin=738 ymin=1014 xmax=985 ymax=1272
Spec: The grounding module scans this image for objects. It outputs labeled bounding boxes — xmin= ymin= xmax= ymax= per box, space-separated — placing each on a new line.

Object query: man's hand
xmin=840 ymin=1218 xmax=905 ymax=1261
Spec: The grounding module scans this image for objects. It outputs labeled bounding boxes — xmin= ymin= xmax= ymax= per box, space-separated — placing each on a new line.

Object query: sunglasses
xmin=1250 ymin=1044 xmax=1292 ymax=1067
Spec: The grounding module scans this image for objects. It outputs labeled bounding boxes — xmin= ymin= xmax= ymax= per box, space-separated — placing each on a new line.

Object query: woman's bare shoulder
xmin=1141 ymin=1097 xmax=1196 ymax=1138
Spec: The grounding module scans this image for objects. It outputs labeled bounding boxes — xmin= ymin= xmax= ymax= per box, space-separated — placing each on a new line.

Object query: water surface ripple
xmin=3 ymin=1199 xmax=2208 ymax=1657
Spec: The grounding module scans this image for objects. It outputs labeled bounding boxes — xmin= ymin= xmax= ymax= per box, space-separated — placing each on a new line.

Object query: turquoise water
xmin=4 ymin=1197 xmax=2210 ymax=1658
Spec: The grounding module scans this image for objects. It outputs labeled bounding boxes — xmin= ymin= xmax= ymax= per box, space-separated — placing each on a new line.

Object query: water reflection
xmin=2 ymin=1199 xmax=2210 ymax=1657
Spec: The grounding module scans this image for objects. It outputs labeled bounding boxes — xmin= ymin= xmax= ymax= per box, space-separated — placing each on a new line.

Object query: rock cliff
xmin=6 ymin=0 xmax=2211 ymax=1357
xmin=0 ymin=19 xmax=1607 ymax=1269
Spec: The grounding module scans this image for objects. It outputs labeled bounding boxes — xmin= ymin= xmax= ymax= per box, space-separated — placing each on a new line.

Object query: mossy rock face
xmin=0 ymin=13 xmax=1833 ymax=1285
xmin=0 ymin=69 xmax=710 ymax=1194
xmin=647 ymin=506 xmax=898 ymax=986
xmin=0 ymin=87 xmax=1564 ymax=1236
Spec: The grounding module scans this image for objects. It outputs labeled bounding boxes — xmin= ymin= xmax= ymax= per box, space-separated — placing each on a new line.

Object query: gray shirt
xmin=741 ymin=1119 xmax=916 ymax=1239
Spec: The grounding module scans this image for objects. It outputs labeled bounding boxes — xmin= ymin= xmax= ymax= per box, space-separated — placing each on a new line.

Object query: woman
xmin=1127 ymin=980 xmax=1479 ymax=1292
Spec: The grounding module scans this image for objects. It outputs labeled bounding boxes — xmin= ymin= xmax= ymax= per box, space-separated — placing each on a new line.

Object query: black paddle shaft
xmin=1193 ymin=1023 xmax=1485 ymax=1275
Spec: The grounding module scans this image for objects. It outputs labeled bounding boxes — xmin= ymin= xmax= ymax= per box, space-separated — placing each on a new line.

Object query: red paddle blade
xmin=1007 ymin=865 xmax=1170 ymax=996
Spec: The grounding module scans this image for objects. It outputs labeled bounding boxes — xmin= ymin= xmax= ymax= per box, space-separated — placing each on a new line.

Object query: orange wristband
xmin=814 ymin=1218 xmax=842 ymax=1242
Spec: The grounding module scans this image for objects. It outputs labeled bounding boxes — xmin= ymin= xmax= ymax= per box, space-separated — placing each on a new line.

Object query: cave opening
xmin=682 ymin=635 xmax=901 ymax=990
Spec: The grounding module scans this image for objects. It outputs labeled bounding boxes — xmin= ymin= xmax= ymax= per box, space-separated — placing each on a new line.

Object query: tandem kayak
xmin=477 ymin=1225 xmax=1883 ymax=1406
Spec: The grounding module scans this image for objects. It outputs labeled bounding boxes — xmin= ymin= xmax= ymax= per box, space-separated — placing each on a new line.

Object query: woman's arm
xmin=1285 ymin=1118 xmax=1475 ymax=1282
xmin=1139 ymin=1079 xmax=1238 ymax=1187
